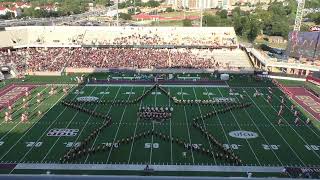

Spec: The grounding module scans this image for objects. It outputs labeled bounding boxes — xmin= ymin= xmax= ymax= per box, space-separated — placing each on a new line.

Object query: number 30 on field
xmin=305 ymin=145 xmax=320 ymax=151
xmin=25 ymin=142 xmax=43 ymax=147
xmin=262 ymin=144 xmax=280 ymax=150
xmin=144 ymin=143 xmax=159 ymax=149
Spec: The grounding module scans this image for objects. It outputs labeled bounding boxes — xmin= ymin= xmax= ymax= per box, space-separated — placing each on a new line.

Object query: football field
xmin=0 ymin=82 xmax=320 ymax=175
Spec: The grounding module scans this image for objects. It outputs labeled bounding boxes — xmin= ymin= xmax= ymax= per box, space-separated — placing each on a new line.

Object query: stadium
xmin=0 ymin=25 xmax=319 ymax=179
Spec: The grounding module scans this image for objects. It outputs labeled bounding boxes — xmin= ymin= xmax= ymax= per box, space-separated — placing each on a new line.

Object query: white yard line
xmin=40 ymin=87 xmax=98 ymax=162
xmin=242 ymin=88 xmax=306 ymax=166
xmin=256 ymin=88 xmax=320 ymax=161
xmin=192 ymin=87 xmax=217 ymax=165
xmin=217 ymin=88 xmax=261 ymax=166
xmin=127 ymin=87 xmax=146 ymax=164
xmin=204 ymin=87 xmax=232 ymax=165
xmin=0 ymin=87 xmax=49 ymax=141
xmin=84 ymin=86 xmax=122 ymax=163
xmin=180 ymin=88 xmax=195 ymax=164
xmin=231 ymin=88 xmax=284 ymax=166
xmin=1 ymin=86 xmax=72 ymax=162
xmin=168 ymin=88 xmax=173 ymax=165
xmin=64 ymin=86 xmax=110 ymax=157
xmin=106 ymin=87 xmax=134 ymax=163
xmin=149 ymin=86 xmax=157 ymax=164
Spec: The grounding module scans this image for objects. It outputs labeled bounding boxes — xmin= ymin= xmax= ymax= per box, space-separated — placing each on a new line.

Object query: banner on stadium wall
xmin=286 ymin=31 xmax=320 ymax=59
xmin=285 ymin=167 xmax=320 ymax=178
xmin=309 ymin=26 xmax=320 ymax=32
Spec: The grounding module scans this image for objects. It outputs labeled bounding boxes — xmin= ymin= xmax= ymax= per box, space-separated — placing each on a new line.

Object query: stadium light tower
xmin=200 ymin=0 xmax=203 ymax=27
xmin=116 ymin=0 xmax=119 ymax=26
xmin=293 ymin=0 xmax=305 ymax=32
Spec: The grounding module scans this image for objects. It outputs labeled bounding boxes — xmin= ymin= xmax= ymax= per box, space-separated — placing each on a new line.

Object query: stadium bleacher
xmin=0 ymin=26 xmax=253 ymax=75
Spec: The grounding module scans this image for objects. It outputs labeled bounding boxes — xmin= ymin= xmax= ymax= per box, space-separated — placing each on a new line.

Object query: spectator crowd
xmin=0 ymin=47 xmax=239 ymax=73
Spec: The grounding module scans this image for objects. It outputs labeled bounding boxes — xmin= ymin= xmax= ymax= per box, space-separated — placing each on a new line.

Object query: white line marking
xmin=10 ymin=86 xmax=82 ymax=163
xmin=180 ymin=88 xmax=195 ymax=164
xmin=40 ymin=87 xmax=98 ymax=162
xmin=192 ymin=87 xmax=216 ymax=165
xmin=217 ymin=88 xmax=261 ymax=166
xmin=64 ymin=86 xmax=110 ymax=157
xmin=271 ymin=88 xmax=320 ymax=138
xmin=0 ymin=87 xmax=49 ymax=141
xmin=168 ymin=88 xmax=173 ymax=165
xmin=84 ymin=86 xmax=122 ymax=163
xmin=106 ymin=87 xmax=134 ymax=163
xmin=127 ymin=87 xmax=146 ymax=164
xmin=232 ymin=88 xmax=284 ymax=166
xmin=2 ymin=86 xmax=73 ymax=164
xmin=204 ymin=87 xmax=233 ymax=156
xmin=242 ymin=88 xmax=306 ymax=166
xmin=257 ymin=88 xmax=320 ymax=161
xmin=149 ymin=86 xmax=157 ymax=164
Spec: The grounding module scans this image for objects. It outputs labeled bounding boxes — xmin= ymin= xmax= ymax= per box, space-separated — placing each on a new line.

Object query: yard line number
xmin=305 ymin=145 xmax=320 ymax=151
xmin=262 ymin=144 xmax=280 ymax=150
xmin=26 ymin=142 xmax=43 ymax=148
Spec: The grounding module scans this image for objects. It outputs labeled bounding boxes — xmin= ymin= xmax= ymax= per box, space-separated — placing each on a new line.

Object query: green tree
xmin=0 ymin=11 xmax=14 ymax=19
xmin=217 ymin=10 xmax=228 ymax=19
xmin=308 ymin=13 xmax=320 ymax=25
xmin=165 ymin=7 xmax=174 ymax=13
xmin=233 ymin=16 xmax=249 ymax=36
xmin=118 ymin=13 xmax=132 ymax=20
xmin=246 ymin=18 xmax=260 ymax=42
xmin=305 ymin=0 xmax=320 ymax=8
xmin=146 ymin=0 xmax=160 ymax=7
xmin=268 ymin=2 xmax=287 ymax=16
xmin=182 ymin=19 xmax=192 ymax=27
xmin=203 ymin=14 xmax=231 ymax=27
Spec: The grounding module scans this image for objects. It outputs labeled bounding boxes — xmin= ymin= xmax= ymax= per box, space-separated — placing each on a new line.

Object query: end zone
xmin=0 ymin=84 xmax=36 ymax=110
xmin=285 ymin=87 xmax=320 ymax=121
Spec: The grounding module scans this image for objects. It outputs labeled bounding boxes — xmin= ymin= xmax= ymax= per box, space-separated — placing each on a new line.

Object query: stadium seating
xmin=0 ymin=26 xmax=255 ymax=74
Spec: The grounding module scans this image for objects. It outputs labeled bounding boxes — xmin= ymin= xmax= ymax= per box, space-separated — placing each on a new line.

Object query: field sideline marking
xmin=106 ymin=87 xmax=134 ymax=163
xmin=13 ymin=163 xmax=284 ymax=172
xmin=242 ymin=88 xmax=306 ymax=166
xmin=86 ymin=84 xmax=229 ymax=88
xmin=0 ymin=87 xmax=48 ymax=142
xmin=63 ymin=86 xmax=110 ymax=157
xmin=180 ymin=88 xmax=195 ymax=164
xmin=217 ymin=88 xmax=262 ymax=166
xmin=257 ymin=88 xmax=320 ymax=162
xmin=231 ymin=88 xmax=284 ymax=166
xmin=12 ymin=85 xmax=84 ymax=164
xmin=84 ymin=86 xmax=122 ymax=163
xmin=40 ymin=87 xmax=98 ymax=162
xmin=192 ymin=87 xmax=217 ymax=165
xmin=0 ymin=86 xmax=72 ymax=163
xmin=127 ymin=87 xmax=146 ymax=164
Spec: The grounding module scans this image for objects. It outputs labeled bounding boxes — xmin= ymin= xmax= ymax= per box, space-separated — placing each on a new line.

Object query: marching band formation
xmin=1 ymin=82 xmax=313 ymax=165
xmin=138 ymin=106 xmax=173 ymax=122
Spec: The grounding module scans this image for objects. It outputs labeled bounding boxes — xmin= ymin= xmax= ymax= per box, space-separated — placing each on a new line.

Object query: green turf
xmin=0 ymin=80 xmax=319 ymax=176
